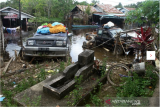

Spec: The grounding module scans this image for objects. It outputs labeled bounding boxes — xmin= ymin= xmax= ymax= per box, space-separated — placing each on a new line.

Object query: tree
xmin=78 ymin=1 xmax=89 ymax=5
xmin=125 ymin=0 xmax=159 ymax=51
xmin=115 ymin=2 xmax=123 ymax=8
xmin=91 ymin=0 xmax=99 ymax=4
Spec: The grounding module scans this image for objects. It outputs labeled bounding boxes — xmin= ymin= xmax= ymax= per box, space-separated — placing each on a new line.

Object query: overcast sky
xmin=0 ymin=0 xmax=146 ymax=6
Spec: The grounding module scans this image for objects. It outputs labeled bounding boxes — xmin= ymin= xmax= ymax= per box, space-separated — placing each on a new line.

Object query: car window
xmin=102 ymin=33 xmax=112 ymax=39
xmin=98 ymin=30 xmax=103 ymax=35
xmin=109 ymin=28 xmax=124 ymax=37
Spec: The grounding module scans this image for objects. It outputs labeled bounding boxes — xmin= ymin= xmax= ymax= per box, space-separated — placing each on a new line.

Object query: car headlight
xmin=56 ymin=41 xmax=67 ymax=46
xmin=27 ymin=40 xmax=35 ymax=45
xmin=63 ymin=41 xmax=66 ymax=45
xmin=56 ymin=41 xmax=63 ymax=46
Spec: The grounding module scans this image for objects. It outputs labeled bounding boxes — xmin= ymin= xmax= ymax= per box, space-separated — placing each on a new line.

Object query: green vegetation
xmin=0 ymin=0 xmax=100 ymax=24
xmin=116 ymin=63 xmax=158 ymax=97
xmin=115 ymin=2 xmax=123 ymax=8
xmin=21 ymin=93 xmax=41 ymax=106
xmin=59 ymin=61 xmax=65 ymax=72
xmin=125 ymin=0 xmax=159 ymax=25
xmin=66 ymin=75 xmax=83 ymax=106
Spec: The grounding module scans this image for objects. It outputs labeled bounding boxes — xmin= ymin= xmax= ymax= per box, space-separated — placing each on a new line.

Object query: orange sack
xmin=47 ymin=23 xmax=66 ymax=34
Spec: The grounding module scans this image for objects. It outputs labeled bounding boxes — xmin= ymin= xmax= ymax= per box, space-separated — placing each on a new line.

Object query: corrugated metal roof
xmin=124 ymin=7 xmax=136 ymax=11
xmin=96 ymin=4 xmax=123 ymax=14
xmin=77 ymin=5 xmax=98 ymax=13
xmin=0 ymin=6 xmax=35 ymax=18
xmin=93 ymin=12 xmax=108 ymax=15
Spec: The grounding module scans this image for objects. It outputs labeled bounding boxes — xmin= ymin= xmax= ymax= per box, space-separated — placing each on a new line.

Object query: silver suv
xmin=24 ymin=32 xmax=68 ymax=61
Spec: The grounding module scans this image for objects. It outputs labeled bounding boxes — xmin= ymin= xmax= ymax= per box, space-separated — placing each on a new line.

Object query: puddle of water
xmin=70 ymin=28 xmax=135 ymax=62
xmin=6 ymin=43 xmax=21 ymax=58
xmin=69 ymin=35 xmax=86 ymax=62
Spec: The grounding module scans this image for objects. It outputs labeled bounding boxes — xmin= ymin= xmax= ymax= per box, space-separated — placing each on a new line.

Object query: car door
xmin=95 ymin=29 xmax=103 ymax=45
xmin=102 ymin=31 xmax=113 ymax=46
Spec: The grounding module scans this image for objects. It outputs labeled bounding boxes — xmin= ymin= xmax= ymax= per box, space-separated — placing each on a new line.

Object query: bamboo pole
xmin=3 ymin=57 xmax=14 ymax=74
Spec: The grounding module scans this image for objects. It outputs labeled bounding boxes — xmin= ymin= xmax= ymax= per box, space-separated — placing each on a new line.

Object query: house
xmin=0 ymin=6 xmax=35 ymax=28
xmin=93 ymin=4 xmax=125 ymax=26
xmin=119 ymin=7 xmax=136 ymax=14
xmin=70 ymin=5 xmax=98 ymax=19
xmin=70 ymin=4 xmax=125 ymax=27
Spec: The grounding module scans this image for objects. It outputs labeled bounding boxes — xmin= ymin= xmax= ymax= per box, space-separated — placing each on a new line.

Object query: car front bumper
xmin=24 ymin=46 xmax=68 ymax=57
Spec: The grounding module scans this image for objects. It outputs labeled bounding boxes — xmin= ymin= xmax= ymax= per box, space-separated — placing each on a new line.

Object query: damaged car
xmin=83 ymin=26 xmax=135 ymax=55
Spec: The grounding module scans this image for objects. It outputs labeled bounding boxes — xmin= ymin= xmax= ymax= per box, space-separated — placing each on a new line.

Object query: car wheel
xmin=116 ymin=45 xmax=124 ymax=55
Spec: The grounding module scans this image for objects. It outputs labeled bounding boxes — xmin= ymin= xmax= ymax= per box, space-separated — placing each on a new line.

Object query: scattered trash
xmin=47 ymin=70 xmax=54 ymax=73
xmin=8 ymin=70 xmax=12 ymax=73
xmin=0 ymin=95 xmax=5 ymax=102
xmin=28 ymin=64 xmax=34 ymax=68
xmin=22 ymin=64 xmax=27 ymax=68
xmin=34 ymin=75 xmax=38 ymax=78
xmin=13 ymin=82 xmax=16 ymax=84
xmin=47 ymin=75 xmax=51 ymax=78
xmin=13 ymin=85 xmax=17 ymax=88
xmin=92 ymin=78 xmax=95 ymax=80
xmin=149 ymin=86 xmax=152 ymax=89
xmin=56 ymin=69 xmax=59 ymax=72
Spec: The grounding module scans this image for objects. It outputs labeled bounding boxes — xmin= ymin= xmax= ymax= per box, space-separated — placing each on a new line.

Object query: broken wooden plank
xmin=103 ymin=47 xmax=109 ymax=52
xmin=3 ymin=57 xmax=14 ymax=74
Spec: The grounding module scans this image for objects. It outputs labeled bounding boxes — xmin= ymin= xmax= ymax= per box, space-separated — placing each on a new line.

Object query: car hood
xmin=28 ymin=36 xmax=67 ymax=41
xmin=27 ymin=32 xmax=67 ymax=41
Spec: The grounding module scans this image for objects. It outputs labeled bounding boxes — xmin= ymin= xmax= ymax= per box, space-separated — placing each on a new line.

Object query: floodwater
xmin=4 ymin=26 xmax=135 ymax=63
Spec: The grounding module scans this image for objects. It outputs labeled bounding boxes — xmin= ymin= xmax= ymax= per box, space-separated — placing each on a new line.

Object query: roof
xmin=124 ymin=7 xmax=136 ymax=11
xmin=76 ymin=5 xmax=98 ymax=13
xmin=0 ymin=6 xmax=35 ymax=18
xmin=93 ymin=12 xmax=108 ymax=15
xmin=96 ymin=4 xmax=123 ymax=14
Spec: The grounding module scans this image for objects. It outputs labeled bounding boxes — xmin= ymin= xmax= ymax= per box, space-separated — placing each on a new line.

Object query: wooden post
xmin=19 ymin=0 xmax=23 ymax=57
xmin=113 ymin=33 xmax=120 ymax=55
xmin=0 ymin=18 xmax=4 ymax=57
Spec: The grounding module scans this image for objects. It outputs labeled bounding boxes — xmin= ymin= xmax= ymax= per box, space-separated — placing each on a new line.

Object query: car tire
xmin=116 ymin=45 xmax=124 ymax=55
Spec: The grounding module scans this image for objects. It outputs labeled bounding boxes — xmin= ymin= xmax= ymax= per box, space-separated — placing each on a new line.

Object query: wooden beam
xmin=3 ymin=57 xmax=14 ymax=74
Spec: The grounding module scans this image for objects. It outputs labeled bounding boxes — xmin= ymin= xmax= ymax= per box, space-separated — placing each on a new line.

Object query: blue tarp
xmin=51 ymin=22 xmax=63 ymax=26
xmin=37 ymin=27 xmax=50 ymax=34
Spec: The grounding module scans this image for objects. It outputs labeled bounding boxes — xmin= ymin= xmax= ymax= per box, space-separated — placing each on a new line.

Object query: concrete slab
xmin=13 ymin=73 xmax=70 ymax=106
xmin=13 ymin=72 xmax=100 ymax=106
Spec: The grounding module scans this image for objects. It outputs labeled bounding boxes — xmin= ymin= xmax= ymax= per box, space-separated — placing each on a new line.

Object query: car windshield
xmin=109 ymin=28 xmax=124 ymax=37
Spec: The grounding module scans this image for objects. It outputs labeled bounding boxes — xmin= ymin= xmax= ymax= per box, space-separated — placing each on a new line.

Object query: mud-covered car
xmin=95 ymin=27 xmax=134 ymax=55
xmin=24 ymin=32 xmax=68 ymax=61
